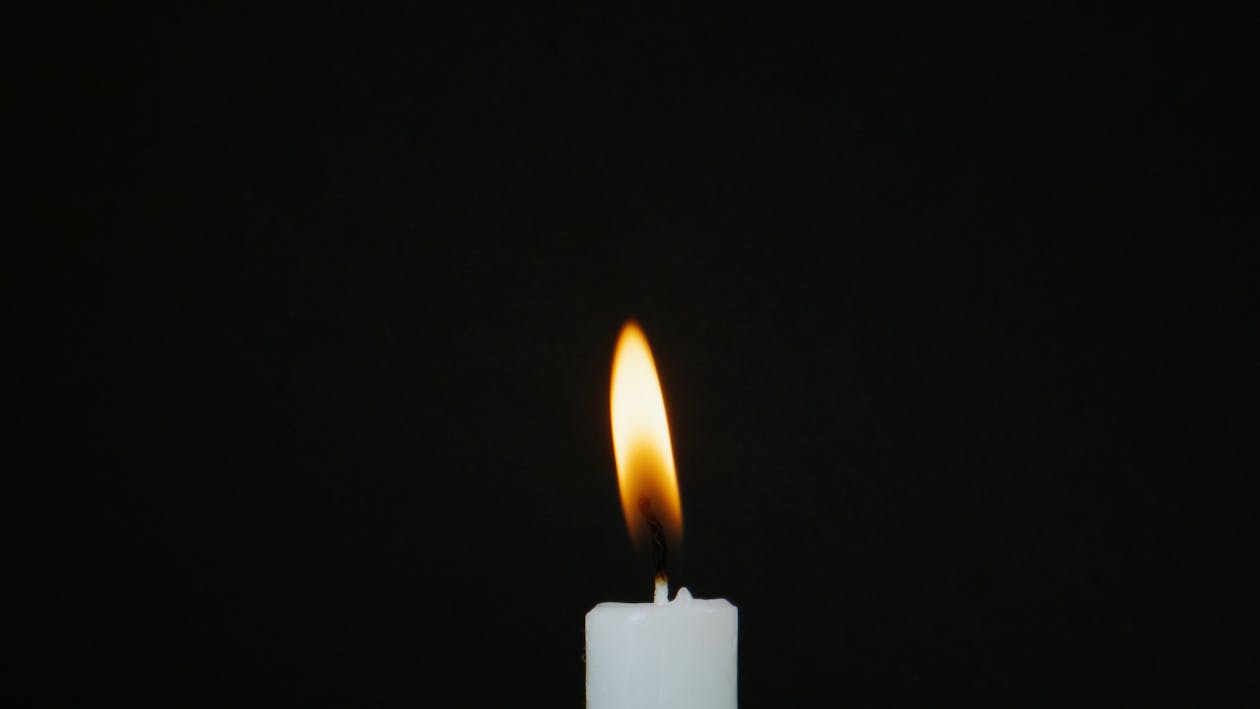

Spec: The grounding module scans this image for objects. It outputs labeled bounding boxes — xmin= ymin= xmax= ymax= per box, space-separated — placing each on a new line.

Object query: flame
xmin=610 ymin=321 xmax=682 ymax=547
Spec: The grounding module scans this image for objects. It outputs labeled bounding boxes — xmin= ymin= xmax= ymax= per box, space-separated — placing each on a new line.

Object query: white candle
xmin=586 ymin=581 xmax=738 ymax=709
xmin=588 ymin=321 xmax=739 ymax=708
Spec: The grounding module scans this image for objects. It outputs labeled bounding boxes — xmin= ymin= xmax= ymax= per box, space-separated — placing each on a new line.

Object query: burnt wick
xmin=637 ymin=495 xmax=669 ymax=602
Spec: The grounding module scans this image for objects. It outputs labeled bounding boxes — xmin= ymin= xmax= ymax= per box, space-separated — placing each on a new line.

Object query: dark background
xmin=18 ymin=5 xmax=1251 ymax=706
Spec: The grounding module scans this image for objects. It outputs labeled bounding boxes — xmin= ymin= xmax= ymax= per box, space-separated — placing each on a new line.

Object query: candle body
xmin=585 ymin=587 xmax=737 ymax=709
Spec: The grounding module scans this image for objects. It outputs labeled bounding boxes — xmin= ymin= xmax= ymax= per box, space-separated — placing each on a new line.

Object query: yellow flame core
xmin=610 ymin=321 xmax=682 ymax=547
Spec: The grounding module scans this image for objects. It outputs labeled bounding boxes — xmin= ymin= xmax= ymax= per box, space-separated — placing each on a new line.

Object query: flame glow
xmin=610 ymin=321 xmax=682 ymax=547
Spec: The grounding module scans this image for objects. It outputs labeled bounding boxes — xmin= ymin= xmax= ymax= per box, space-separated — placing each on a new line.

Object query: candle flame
xmin=610 ymin=321 xmax=682 ymax=547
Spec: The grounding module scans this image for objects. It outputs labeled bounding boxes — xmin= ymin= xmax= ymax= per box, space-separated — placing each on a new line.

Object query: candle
xmin=585 ymin=321 xmax=738 ymax=709
xmin=586 ymin=587 xmax=738 ymax=708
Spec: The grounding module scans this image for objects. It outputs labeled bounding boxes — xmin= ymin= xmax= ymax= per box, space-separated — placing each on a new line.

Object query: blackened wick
xmin=637 ymin=495 xmax=669 ymax=585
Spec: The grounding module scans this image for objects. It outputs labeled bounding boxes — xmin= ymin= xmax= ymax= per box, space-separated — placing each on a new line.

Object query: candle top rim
xmin=587 ymin=587 xmax=737 ymax=615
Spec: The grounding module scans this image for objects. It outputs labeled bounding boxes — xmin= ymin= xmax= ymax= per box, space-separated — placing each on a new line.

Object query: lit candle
xmin=585 ymin=321 xmax=738 ymax=709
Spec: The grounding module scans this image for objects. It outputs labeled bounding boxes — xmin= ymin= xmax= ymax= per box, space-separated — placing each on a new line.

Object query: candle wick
xmin=637 ymin=496 xmax=669 ymax=600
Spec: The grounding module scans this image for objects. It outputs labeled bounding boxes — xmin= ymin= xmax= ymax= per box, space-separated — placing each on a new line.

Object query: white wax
xmin=585 ymin=586 xmax=738 ymax=709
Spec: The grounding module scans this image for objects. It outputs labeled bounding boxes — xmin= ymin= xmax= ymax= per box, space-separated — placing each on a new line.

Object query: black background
xmin=18 ymin=5 xmax=1251 ymax=706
